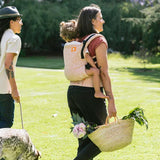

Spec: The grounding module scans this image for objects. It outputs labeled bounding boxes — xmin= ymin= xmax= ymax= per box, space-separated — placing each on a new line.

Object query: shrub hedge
xmin=4 ymin=0 xmax=160 ymax=56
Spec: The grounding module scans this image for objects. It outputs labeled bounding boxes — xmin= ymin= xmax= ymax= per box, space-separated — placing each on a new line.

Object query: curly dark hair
xmin=60 ymin=20 xmax=77 ymax=42
xmin=0 ymin=17 xmax=19 ymax=41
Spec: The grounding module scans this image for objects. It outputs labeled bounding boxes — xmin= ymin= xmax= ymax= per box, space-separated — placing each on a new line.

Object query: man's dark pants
xmin=0 ymin=94 xmax=14 ymax=128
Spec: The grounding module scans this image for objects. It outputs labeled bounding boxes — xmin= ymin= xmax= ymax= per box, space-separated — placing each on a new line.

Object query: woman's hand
xmin=108 ymin=99 xmax=117 ymax=118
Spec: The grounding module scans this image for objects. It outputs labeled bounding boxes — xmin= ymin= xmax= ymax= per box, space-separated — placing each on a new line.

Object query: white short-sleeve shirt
xmin=0 ymin=29 xmax=21 ymax=94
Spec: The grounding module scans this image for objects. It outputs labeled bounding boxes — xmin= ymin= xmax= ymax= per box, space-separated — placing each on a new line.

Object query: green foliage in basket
xmin=70 ymin=107 xmax=148 ymax=139
xmin=70 ymin=113 xmax=97 ymax=139
xmin=122 ymin=107 xmax=148 ymax=129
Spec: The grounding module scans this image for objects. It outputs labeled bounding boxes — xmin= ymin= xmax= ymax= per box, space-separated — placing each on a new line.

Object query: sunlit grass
xmin=13 ymin=54 xmax=160 ymax=160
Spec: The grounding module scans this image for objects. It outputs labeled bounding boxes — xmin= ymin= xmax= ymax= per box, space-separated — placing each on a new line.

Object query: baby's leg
xmin=85 ymin=68 xmax=109 ymax=99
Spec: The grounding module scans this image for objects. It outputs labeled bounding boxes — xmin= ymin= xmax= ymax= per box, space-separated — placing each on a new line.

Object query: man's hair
xmin=76 ymin=4 xmax=101 ymax=38
xmin=60 ymin=20 xmax=77 ymax=42
xmin=0 ymin=16 xmax=20 ymax=41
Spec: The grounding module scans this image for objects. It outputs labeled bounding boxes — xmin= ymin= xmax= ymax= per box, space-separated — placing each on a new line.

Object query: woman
xmin=66 ymin=4 xmax=117 ymax=160
xmin=0 ymin=6 xmax=23 ymax=128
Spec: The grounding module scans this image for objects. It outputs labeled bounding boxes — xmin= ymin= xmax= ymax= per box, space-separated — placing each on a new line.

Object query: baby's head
xmin=60 ymin=20 xmax=77 ymax=42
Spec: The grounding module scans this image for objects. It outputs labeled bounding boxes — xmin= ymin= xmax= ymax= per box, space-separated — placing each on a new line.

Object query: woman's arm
xmin=5 ymin=53 xmax=20 ymax=103
xmin=95 ymin=43 xmax=117 ymax=118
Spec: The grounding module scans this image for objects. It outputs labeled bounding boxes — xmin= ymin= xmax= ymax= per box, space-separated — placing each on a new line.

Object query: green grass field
xmin=13 ymin=54 xmax=160 ymax=160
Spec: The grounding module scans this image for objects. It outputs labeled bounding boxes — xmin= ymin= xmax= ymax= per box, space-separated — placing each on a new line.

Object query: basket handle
xmin=105 ymin=116 xmax=119 ymax=125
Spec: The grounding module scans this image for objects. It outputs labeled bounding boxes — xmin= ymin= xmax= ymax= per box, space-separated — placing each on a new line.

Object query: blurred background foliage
xmin=1 ymin=0 xmax=160 ymax=56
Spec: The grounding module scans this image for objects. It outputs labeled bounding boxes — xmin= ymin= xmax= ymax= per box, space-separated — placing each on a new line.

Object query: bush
xmin=6 ymin=0 xmax=160 ymax=56
xmin=122 ymin=3 xmax=160 ymax=55
xmin=141 ymin=4 xmax=160 ymax=53
xmin=9 ymin=0 xmax=70 ymax=55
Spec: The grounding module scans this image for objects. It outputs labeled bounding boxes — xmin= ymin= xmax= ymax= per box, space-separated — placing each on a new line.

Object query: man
xmin=0 ymin=6 xmax=23 ymax=128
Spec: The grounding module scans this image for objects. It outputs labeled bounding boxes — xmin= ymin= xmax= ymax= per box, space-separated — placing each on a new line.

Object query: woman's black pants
xmin=67 ymin=86 xmax=107 ymax=160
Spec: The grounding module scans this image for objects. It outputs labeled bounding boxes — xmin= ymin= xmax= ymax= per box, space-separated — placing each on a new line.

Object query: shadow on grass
xmin=115 ymin=67 xmax=160 ymax=83
xmin=17 ymin=56 xmax=64 ymax=69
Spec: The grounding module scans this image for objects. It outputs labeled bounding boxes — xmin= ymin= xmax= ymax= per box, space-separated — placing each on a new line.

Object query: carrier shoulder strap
xmin=80 ymin=33 xmax=102 ymax=59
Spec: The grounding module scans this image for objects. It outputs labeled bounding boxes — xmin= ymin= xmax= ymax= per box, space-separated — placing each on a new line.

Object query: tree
xmin=5 ymin=0 xmax=159 ymax=56
xmin=141 ymin=4 xmax=160 ymax=53
xmin=122 ymin=3 xmax=160 ymax=54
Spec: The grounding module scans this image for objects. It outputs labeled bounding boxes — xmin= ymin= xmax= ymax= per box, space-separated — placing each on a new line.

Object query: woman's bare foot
xmin=94 ymin=92 xmax=109 ymax=99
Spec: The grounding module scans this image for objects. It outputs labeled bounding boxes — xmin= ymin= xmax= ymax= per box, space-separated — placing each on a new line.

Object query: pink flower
xmin=73 ymin=123 xmax=86 ymax=138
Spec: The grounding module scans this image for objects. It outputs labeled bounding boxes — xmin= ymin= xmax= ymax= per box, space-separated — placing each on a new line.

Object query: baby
xmin=60 ymin=20 xmax=108 ymax=99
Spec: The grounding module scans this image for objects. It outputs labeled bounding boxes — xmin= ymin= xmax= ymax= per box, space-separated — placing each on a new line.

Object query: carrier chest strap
xmin=80 ymin=34 xmax=96 ymax=59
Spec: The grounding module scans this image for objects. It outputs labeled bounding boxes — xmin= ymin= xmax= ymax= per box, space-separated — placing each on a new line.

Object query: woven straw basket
xmin=88 ymin=119 xmax=135 ymax=152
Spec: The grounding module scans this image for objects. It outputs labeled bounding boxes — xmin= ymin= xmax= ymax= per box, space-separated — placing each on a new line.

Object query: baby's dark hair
xmin=60 ymin=20 xmax=77 ymax=42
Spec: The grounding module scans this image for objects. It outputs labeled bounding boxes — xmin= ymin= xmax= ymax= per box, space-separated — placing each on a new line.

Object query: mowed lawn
xmin=12 ymin=54 xmax=160 ymax=160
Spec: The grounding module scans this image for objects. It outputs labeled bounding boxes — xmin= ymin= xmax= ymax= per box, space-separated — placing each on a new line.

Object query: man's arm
xmin=5 ymin=53 xmax=20 ymax=103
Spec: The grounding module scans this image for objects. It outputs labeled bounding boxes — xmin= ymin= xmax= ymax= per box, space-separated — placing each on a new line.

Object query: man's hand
xmin=12 ymin=89 xmax=20 ymax=103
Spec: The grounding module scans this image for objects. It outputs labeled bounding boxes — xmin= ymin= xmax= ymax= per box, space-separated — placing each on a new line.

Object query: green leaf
xmin=82 ymin=134 xmax=88 ymax=140
xmin=70 ymin=113 xmax=96 ymax=139
xmin=122 ymin=107 xmax=148 ymax=130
